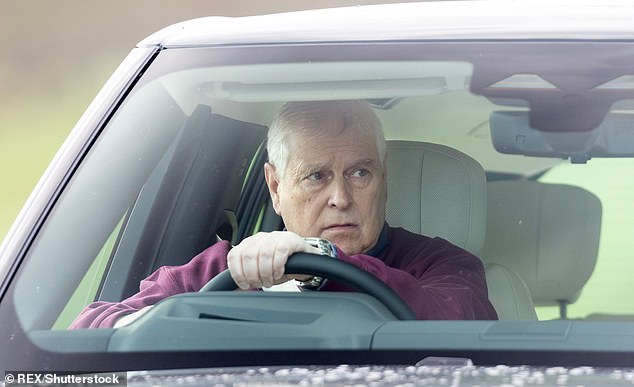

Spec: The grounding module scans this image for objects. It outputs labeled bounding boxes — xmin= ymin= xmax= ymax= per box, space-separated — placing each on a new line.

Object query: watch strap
xmin=295 ymin=238 xmax=337 ymax=290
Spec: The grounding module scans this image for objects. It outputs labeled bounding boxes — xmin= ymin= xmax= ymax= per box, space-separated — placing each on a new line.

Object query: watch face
xmin=320 ymin=240 xmax=335 ymax=257
xmin=305 ymin=238 xmax=337 ymax=258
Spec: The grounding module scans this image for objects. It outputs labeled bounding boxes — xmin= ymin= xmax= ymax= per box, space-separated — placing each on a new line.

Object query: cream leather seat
xmin=480 ymin=180 xmax=601 ymax=319
xmin=385 ymin=141 xmax=536 ymax=319
xmin=386 ymin=141 xmax=485 ymax=254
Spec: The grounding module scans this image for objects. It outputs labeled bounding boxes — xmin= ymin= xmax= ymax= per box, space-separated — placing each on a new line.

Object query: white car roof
xmin=138 ymin=0 xmax=634 ymax=48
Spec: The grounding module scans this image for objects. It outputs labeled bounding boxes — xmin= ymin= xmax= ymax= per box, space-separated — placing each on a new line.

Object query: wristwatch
xmin=295 ymin=237 xmax=337 ymax=290
xmin=303 ymin=237 xmax=338 ymax=258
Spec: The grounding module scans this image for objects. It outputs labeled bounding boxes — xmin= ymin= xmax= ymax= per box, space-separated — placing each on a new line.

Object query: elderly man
xmin=70 ymin=100 xmax=497 ymax=329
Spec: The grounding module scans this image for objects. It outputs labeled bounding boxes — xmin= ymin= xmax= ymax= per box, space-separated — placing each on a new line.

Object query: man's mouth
xmin=323 ymin=223 xmax=358 ymax=232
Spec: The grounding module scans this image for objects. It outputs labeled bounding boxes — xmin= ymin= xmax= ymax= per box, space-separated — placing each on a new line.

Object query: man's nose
xmin=327 ymin=176 xmax=352 ymax=209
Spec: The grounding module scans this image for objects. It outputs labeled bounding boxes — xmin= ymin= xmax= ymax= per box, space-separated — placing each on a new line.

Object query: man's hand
xmin=227 ymin=231 xmax=321 ymax=289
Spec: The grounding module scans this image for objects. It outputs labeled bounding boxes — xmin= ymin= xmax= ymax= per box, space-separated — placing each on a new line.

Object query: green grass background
xmin=0 ymin=70 xmax=108 ymax=240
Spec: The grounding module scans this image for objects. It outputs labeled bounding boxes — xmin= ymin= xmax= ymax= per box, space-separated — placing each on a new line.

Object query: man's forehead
xmin=290 ymin=132 xmax=378 ymax=156
xmin=282 ymin=125 xmax=382 ymax=172
xmin=287 ymin=124 xmax=377 ymax=147
xmin=298 ymin=157 xmax=378 ymax=170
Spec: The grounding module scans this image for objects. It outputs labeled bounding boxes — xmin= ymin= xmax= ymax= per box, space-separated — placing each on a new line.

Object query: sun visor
xmin=490 ymin=111 xmax=634 ymax=163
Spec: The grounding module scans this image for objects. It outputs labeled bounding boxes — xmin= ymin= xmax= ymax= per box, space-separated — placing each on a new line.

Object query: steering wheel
xmin=199 ymin=252 xmax=416 ymax=320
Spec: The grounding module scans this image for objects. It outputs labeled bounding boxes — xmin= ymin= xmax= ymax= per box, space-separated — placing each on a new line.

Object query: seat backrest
xmin=480 ymin=180 xmax=602 ymax=318
xmin=484 ymin=263 xmax=538 ymax=320
xmin=386 ymin=141 xmax=486 ymax=254
xmin=386 ymin=141 xmax=536 ymax=319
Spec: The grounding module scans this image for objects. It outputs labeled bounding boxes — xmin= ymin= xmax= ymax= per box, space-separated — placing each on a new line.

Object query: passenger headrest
xmin=385 ymin=141 xmax=486 ymax=253
xmin=480 ymin=181 xmax=601 ymax=306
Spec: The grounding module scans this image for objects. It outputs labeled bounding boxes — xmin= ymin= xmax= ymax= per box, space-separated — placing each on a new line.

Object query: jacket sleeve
xmin=321 ymin=240 xmax=498 ymax=320
xmin=68 ymin=241 xmax=232 ymax=329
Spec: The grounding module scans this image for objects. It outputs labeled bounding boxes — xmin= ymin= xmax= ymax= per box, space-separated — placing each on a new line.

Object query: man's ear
xmin=264 ymin=162 xmax=282 ymax=215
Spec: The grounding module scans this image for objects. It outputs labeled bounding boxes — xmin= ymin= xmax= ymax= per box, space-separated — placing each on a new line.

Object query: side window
xmin=52 ymin=218 xmax=125 ymax=329
xmin=12 ymin=80 xmax=187 ymax=331
xmin=92 ymin=106 xmax=268 ymax=303
xmin=51 ymin=108 xmax=270 ymax=329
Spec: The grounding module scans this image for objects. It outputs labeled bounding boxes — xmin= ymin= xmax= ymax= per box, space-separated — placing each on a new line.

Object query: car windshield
xmin=2 ymin=8 xmax=634 ymax=378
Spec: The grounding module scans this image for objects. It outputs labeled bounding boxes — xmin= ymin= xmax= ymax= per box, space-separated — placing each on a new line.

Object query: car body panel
xmin=138 ymin=1 xmax=634 ymax=49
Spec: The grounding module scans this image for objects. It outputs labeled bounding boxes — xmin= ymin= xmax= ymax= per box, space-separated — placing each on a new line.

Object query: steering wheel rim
xmin=199 ymin=253 xmax=416 ymax=320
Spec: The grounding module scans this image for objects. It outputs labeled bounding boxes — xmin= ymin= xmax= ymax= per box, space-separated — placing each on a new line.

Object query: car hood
xmin=127 ymin=363 xmax=634 ymax=386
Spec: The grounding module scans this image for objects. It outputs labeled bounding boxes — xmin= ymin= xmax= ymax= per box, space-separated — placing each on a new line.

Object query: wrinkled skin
xmin=227 ymin=125 xmax=387 ymax=290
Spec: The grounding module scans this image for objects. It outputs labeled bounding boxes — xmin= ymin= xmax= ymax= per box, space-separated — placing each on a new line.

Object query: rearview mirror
xmin=490 ymin=111 xmax=634 ymax=163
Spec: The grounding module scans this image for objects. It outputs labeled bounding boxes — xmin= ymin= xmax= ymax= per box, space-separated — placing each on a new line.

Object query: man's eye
xmin=351 ymin=169 xmax=369 ymax=178
xmin=307 ymin=172 xmax=323 ymax=181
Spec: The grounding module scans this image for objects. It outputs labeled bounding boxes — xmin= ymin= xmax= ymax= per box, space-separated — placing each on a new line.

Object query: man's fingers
xmin=272 ymin=247 xmax=303 ymax=285
xmin=241 ymin=251 xmax=262 ymax=288
xmin=227 ymin=236 xmax=277 ymax=289
xmin=227 ymin=248 xmax=248 ymax=289
xmin=257 ymin=250 xmax=275 ymax=288
xmin=272 ymin=246 xmax=289 ymax=281
xmin=227 ymin=231 xmax=313 ymax=289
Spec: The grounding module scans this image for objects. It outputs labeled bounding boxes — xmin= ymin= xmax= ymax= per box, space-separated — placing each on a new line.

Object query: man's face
xmin=265 ymin=126 xmax=387 ymax=255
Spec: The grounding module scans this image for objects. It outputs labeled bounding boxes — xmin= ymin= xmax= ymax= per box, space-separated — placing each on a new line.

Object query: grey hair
xmin=266 ymin=100 xmax=386 ymax=178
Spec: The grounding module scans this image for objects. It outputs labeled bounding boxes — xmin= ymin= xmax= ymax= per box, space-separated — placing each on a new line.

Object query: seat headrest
xmin=480 ymin=181 xmax=601 ymax=306
xmin=385 ymin=141 xmax=486 ymax=253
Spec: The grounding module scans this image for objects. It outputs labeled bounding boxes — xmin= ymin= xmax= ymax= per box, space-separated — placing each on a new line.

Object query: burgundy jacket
xmin=69 ymin=226 xmax=497 ymax=329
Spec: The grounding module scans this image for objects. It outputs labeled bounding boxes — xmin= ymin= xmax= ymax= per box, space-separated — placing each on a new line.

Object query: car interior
xmin=481 ymin=180 xmax=602 ymax=320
